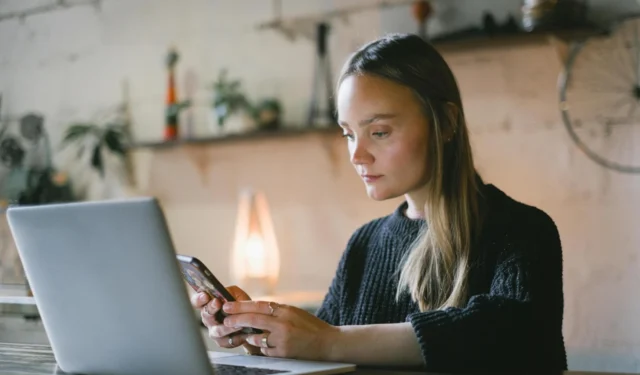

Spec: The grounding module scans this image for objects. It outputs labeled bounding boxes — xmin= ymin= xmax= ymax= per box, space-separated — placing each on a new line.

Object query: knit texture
xmin=315 ymin=184 xmax=567 ymax=372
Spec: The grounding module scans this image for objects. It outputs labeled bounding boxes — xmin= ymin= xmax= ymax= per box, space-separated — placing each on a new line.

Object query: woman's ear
xmin=442 ymin=102 xmax=459 ymax=142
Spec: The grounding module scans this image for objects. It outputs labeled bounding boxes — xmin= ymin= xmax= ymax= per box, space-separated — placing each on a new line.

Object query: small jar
xmin=521 ymin=0 xmax=588 ymax=32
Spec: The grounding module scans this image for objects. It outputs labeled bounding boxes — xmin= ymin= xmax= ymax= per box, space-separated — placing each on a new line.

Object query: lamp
xmin=230 ymin=189 xmax=280 ymax=296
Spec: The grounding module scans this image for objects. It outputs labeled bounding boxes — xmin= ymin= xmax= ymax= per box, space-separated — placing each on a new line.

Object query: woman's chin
xmin=366 ymin=186 xmax=392 ymax=201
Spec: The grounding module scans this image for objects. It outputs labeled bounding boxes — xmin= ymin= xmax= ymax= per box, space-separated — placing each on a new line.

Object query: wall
xmin=1 ymin=0 xmax=640 ymax=372
xmin=0 ymin=0 xmax=381 ymax=143
xmin=381 ymin=0 xmax=640 ymax=36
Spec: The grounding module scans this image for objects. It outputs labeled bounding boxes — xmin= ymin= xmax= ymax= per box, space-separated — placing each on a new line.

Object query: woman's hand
xmin=221 ymin=301 xmax=339 ymax=360
xmin=189 ymin=286 xmax=261 ymax=355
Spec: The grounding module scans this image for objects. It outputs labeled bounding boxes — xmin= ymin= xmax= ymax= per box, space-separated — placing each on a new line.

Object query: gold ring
xmin=268 ymin=302 xmax=279 ymax=316
xmin=261 ymin=334 xmax=273 ymax=348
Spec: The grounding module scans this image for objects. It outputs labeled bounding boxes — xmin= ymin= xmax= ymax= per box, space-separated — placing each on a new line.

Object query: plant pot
xmin=214 ymin=109 xmax=257 ymax=135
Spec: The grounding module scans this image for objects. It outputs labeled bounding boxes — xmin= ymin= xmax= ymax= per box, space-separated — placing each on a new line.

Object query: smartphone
xmin=176 ymin=254 xmax=262 ymax=335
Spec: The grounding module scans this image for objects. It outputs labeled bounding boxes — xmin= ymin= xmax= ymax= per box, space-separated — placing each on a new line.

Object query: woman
xmin=191 ymin=33 xmax=567 ymax=372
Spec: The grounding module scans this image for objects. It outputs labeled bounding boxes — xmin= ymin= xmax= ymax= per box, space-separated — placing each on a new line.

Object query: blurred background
xmin=0 ymin=0 xmax=639 ymax=372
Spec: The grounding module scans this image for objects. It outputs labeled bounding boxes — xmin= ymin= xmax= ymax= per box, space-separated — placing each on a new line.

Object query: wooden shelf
xmin=127 ymin=28 xmax=608 ymax=152
xmin=128 ymin=125 xmax=341 ymax=150
xmin=431 ymin=26 xmax=607 ymax=52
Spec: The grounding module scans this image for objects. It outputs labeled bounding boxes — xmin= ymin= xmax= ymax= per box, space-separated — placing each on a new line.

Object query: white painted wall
xmin=1 ymin=0 xmax=640 ymax=372
xmin=0 ymin=0 xmax=381 ymax=144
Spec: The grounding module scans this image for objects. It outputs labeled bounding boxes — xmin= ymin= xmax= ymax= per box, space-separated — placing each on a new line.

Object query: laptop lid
xmin=7 ymin=198 xmax=214 ymax=375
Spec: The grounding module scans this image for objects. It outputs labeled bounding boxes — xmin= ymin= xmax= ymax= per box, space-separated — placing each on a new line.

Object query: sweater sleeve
xmin=315 ymin=223 xmax=372 ymax=326
xmin=315 ymin=251 xmax=345 ymax=325
xmin=407 ymin=210 xmax=566 ymax=372
xmin=316 ymin=231 xmax=355 ymax=325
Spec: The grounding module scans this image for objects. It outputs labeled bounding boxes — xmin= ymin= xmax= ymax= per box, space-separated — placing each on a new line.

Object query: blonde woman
xmin=192 ymin=33 xmax=566 ymax=372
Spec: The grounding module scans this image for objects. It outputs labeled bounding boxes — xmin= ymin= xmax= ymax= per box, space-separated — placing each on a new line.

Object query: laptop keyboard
xmin=212 ymin=363 xmax=290 ymax=375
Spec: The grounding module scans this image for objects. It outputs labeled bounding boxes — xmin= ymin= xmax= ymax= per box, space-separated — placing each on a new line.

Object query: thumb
xmin=227 ymin=285 xmax=251 ymax=301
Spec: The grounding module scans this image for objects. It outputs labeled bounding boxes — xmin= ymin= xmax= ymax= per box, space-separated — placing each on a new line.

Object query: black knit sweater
xmin=316 ymin=184 xmax=567 ymax=372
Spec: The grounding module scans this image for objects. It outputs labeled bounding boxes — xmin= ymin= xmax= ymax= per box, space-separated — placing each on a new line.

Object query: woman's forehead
xmin=337 ymin=75 xmax=421 ymax=118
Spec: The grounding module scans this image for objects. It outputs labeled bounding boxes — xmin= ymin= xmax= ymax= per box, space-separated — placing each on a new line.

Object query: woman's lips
xmin=361 ymin=175 xmax=383 ymax=183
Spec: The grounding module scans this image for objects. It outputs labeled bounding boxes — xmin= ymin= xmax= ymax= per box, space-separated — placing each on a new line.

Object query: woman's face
xmin=337 ymin=74 xmax=431 ymax=201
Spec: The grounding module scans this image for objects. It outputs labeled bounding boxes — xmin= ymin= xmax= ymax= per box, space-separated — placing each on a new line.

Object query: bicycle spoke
xmin=561 ymin=18 xmax=640 ymax=173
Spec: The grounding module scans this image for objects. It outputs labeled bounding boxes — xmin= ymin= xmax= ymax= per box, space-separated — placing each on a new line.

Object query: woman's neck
xmin=404 ymin=188 xmax=429 ymax=219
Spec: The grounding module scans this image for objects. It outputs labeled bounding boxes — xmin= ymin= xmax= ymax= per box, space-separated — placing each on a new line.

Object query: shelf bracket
xmin=182 ymin=145 xmax=211 ymax=185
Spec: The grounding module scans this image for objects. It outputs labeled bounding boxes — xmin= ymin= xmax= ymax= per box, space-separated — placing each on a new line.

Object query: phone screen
xmin=176 ymin=255 xmax=262 ymax=335
xmin=177 ymin=255 xmax=235 ymax=302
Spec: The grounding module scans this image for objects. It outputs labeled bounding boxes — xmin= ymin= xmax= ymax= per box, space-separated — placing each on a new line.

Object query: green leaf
xmin=103 ymin=129 xmax=125 ymax=156
xmin=91 ymin=145 xmax=104 ymax=177
xmin=229 ymin=81 xmax=241 ymax=91
xmin=61 ymin=124 xmax=95 ymax=146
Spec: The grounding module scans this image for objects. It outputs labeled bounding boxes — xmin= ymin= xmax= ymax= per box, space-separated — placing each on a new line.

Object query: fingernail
xmin=224 ymin=319 xmax=232 ymax=327
xmin=198 ymin=293 xmax=208 ymax=303
xmin=223 ymin=303 xmax=232 ymax=312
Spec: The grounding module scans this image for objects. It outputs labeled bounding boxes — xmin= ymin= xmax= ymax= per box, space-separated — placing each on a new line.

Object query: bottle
xmin=164 ymin=48 xmax=179 ymax=141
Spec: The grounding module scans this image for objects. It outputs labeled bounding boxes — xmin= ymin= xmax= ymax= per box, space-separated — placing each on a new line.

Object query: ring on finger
xmin=261 ymin=333 xmax=274 ymax=349
xmin=228 ymin=337 xmax=234 ymax=347
xmin=268 ymin=302 xmax=280 ymax=316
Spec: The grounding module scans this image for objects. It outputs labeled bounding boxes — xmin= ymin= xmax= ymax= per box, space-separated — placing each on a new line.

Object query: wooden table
xmin=0 ymin=342 xmax=638 ymax=375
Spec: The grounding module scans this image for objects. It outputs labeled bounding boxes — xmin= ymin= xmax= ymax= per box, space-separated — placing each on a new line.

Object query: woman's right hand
xmin=190 ymin=286 xmax=261 ymax=355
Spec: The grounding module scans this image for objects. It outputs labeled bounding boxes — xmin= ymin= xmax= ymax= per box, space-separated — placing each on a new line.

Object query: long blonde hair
xmin=337 ymin=34 xmax=483 ymax=311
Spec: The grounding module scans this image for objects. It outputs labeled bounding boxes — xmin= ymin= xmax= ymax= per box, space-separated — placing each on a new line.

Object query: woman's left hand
xmin=221 ymin=301 xmax=339 ymax=360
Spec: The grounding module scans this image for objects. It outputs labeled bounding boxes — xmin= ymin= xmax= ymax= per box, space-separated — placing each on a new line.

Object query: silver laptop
xmin=6 ymin=198 xmax=355 ymax=375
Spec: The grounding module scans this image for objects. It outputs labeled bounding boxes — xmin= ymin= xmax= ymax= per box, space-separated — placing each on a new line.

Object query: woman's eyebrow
xmin=338 ymin=113 xmax=397 ymax=127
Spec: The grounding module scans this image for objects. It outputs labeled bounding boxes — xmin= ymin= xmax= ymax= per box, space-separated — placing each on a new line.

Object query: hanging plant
xmin=60 ymin=122 xmax=128 ymax=177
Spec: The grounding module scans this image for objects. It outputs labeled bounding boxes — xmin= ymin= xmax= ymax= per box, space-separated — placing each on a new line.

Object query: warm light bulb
xmin=230 ymin=189 xmax=280 ymax=296
xmin=245 ymin=234 xmax=267 ymax=278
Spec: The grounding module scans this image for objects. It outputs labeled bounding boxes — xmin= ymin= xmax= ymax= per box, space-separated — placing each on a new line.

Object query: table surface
xmin=0 ymin=342 xmax=638 ymax=375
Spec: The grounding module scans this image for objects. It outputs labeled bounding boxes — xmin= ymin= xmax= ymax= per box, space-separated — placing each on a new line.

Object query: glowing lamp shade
xmin=230 ymin=189 xmax=280 ymax=295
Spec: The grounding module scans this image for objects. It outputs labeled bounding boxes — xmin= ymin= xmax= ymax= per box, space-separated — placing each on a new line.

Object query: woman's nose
xmin=350 ymin=139 xmax=373 ymax=165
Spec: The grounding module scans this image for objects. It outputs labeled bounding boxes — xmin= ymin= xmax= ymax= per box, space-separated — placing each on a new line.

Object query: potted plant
xmin=211 ymin=69 xmax=256 ymax=135
xmin=0 ymin=113 xmax=74 ymax=206
xmin=61 ymin=122 xmax=128 ymax=175
xmin=59 ymin=119 xmax=134 ymax=200
xmin=254 ymin=98 xmax=282 ymax=131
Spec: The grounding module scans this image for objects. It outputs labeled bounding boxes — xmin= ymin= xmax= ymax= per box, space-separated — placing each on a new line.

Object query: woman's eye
xmin=342 ymin=133 xmax=354 ymax=140
xmin=372 ymin=131 xmax=389 ymax=138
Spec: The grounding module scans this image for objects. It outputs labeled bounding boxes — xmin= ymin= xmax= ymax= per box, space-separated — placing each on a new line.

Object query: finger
xmin=203 ymin=314 xmax=236 ymax=332
xmin=208 ymin=324 xmax=243 ymax=339
xmin=203 ymin=298 xmax=222 ymax=316
xmin=224 ymin=313 xmax=279 ymax=332
xmin=245 ymin=332 xmax=274 ymax=349
xmin=261 ymin=347 xmax=277 ymax=357
xmin=201 ymin=309 xmax=218 ymax=328
xmin=201 ymin=304 xmax=221 ymax=327
xmin=241 ymin=343 xmax=263 ymax=356
xmin=227 ymin=285 xmax=251 ymax=301
xmin=223 ymin=301 xmax=285 ymax=316
xmin=201 ymin=299 xmax=223 ymax=327
xmin=214 ymin=333 xmax=248 ymax=349
xmin=246 ymin=333 xmax=278 ymax=357
xmin=191 ymin=292 xmax=211 ymax=308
